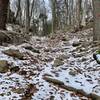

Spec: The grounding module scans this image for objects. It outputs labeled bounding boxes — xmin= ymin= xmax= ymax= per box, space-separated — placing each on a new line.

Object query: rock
xmin=24 ymin=46 xmax=40 ymax=53
xmin=0 ymin=60 xmax=9 ymax=73
xmin=11 ymin=88 xmax=24 ymax=94
xmin=72 ymin=41 xmax=81 ymax=47
xmin=73 ymin=53 xmax=84 ymax=58
xmin=58 ymin=54 xmax=69 ymax=60
xmin=44 ymin=48 xmax=51 ymax=52
xmin=61 ymin=37 xmax=67 ymax=41
xmin=69 ymin=70 xmax=78 ymax=76
xmin=79 ymin=47 xmax=86 ymax=52
xmin=19 ymin=70 xmax=27 ymax=75
xmin=50 ymin=96 xmax=55 ymax=100
xmin=53 ymin=58 xmax=64 ymax=67
xmin=92 ymin=85 xmax=100 ymax=100
xmin=91 ymin=93 xmax=100 ymax=100
xmin=81 ymin=57 xmax=87 ymax=62
xmin=0 ymin=93 xmax=5 ymax=96
xmin=3 ymin=49 xmax=24 ymax=60
xmin=10 ymin=66 xmax=20 ymax=73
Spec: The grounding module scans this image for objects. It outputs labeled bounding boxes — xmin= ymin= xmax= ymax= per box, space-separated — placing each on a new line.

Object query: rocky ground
xmin=0 ymin=28 xmax=100 ymax=100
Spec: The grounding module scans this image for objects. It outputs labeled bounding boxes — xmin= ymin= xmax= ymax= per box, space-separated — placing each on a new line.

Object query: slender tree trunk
xmin=92 ymin=0 xmax=100 ymax=41
xmin=64 ymin=0 xmax=68 ymax=26
xmin=51 ymin=0 xmax=58 ymax=33
xmin=51 ymin=0 xmax=56 ymax=33
xmin=30 ymin=0 xmax=35 ymax=20
xmin=25 ymin=0 xmax=30 ymax=33
xmin=15 ymin=0 xmax=21 ymax=19
xmin=77 ymin=0 xmax=82 ymax=28
xmin=15 ymin=0 xmax=22 ymax=25
xmin=7 ymin=1 xmax=10 ymax=23
xmin=0 ymin=0 xmax=9 ymax=30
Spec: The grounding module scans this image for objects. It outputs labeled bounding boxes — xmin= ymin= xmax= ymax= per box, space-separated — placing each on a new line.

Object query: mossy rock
xmin=11 ymin=88 xmax=24 ymax=94
xmin=3 ymin=49 xmax=24 ymax=60
xmin=0 ymin=60 xmax=9 ymax=73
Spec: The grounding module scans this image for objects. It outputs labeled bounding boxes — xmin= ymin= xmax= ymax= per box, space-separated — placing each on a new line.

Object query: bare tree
xmin=92 ymin=0 xmax=100 ymax=41
xmin=77 ymin=0 xmax=82 ymax=28
xmin=15 ymin=0 xmax=22 ymax=24
xmin=25 ymin=0 xmax=30 ymax=33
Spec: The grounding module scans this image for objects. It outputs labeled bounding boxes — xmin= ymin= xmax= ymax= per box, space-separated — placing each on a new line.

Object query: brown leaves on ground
xmin=21 ymin=84 xmax=38 ymax=100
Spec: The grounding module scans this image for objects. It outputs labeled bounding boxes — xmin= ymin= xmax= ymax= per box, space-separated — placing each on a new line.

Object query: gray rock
xmin=58 ymin=54 xmax=69 ymax=60
xmin=53 ymin=58 xmax=64 ymax=67
xmin=69 ymin=70 xmax=78 ymax=76
xmin=81 ymin=57 xmax=87 ymax=62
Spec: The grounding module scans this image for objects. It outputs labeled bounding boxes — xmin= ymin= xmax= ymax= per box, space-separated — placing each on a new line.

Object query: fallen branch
xmin=43 ymin=76 xmax=64 ymax=85
xmin=43 ymin=76 xmax=100 ymax=100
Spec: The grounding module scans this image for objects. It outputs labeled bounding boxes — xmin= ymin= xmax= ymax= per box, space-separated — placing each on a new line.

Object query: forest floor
xmin=0 ymin=28 xmax=100 ymax=100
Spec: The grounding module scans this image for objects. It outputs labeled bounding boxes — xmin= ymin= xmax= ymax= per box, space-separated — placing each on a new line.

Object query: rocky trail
xmin=0 ymin=28 xmax=100 ymax=100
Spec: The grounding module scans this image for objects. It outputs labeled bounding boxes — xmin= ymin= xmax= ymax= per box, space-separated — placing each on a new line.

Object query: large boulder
xmin=3 ymin=49 xmax=24 ymax=60
xmin=0 ymin=60 xmax=9 ymax=73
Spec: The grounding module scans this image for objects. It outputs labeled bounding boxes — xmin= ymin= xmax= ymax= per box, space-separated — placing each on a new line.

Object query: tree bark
xmin=0 ymin=0 xmax=9 ymax=30
xmin=93 ymin=0 xmax=100 ymax=41
xmin=25 ymin=0 xmax=30 ymax=34
xmin=77 ymin=0 xmax=82 ymax=28
xmin=15 ymin=0 xmax=22 ymax=25
xmin=51 ymin=0 xmax=58 ymax=33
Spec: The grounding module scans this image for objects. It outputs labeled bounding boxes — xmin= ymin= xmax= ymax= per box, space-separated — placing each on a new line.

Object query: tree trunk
xmin=51 ymin=0 xmax=58 ymax=33
xmin=93 ymin=0 xmax=100 ymax=41
xmin=0 ymin=0 xmax=9 ymax=30
xmin=15 ymin=0 xmax=22 ymax=25
xmin=25 ymin=0 xmax=30 ymax=34
xmin=77 ymin=0 xmax=82 ymax=28
xmin=64 ymin=0 xmax=68 ymax=26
